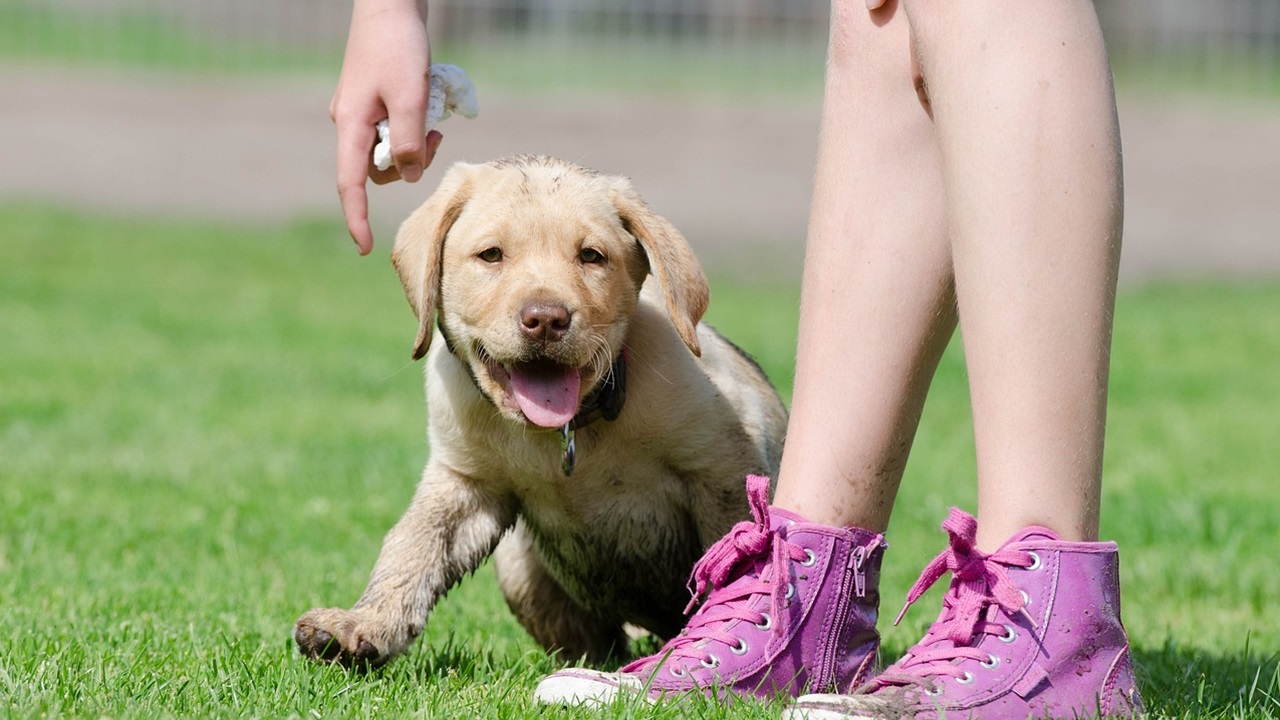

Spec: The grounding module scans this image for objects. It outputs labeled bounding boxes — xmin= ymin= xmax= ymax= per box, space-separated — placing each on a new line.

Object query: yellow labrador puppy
xmin=295 ymin=156 xmax=787 ymax=667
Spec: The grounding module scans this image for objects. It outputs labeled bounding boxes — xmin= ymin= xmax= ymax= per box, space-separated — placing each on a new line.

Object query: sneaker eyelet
xmin=999 ymin=625 xmax=1017 ymax=643
xmin=784 ymin=583 xmax=796 ymax=600
xmin=730 ymin=638 xmax=749 ymax=656
xmin=924 ymin=685 xmax=943 ymax=697
xmin=701 ymin=653 xmax=721 ymax=669
xmin=755 ymin=613 xmax=772 ymax=631
xmin=1020 ymin=589 xmax=1030 ymax=606
xmin=956 ymin=672 xmax=975 ymax=685
xmin=669 ymin=665 xmax=688 ymax=678
xmin=799 ymin=549 xmax=817 ymax=567
xmin=981 ymin=654 xmax=1000 ymax=669
xmin=1026 ymin=551 xmax=1042 ymax=571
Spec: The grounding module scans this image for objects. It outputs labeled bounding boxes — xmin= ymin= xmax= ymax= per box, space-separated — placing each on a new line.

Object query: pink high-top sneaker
xmin=787 ymin=508 xmax=1143 ymax=720
xmin=534 ymin=475 xmax=887 ymax=705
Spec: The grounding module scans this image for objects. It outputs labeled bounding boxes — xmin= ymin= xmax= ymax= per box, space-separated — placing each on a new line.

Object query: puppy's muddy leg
xmin=295 ymin=465 xmax=515 ymax=668
xmin=493 ymin=522 xmax=627 ymax=664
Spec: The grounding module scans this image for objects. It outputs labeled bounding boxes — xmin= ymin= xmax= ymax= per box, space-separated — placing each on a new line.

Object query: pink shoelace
xmin=867 ymin=508 xmax=1036 ymax=691
xmin=622 ymin=475 xmax=807 ymax=675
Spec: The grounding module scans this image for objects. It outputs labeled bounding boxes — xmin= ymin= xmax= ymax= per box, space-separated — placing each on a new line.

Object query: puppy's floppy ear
xmin=391 ymin=163 xmax=476 ymax=360
xmin=612 ymin=180 xmax=710 ymax=357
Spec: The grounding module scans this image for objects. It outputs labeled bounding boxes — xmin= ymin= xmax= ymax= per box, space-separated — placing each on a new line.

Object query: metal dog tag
xmin=560 ymin=423 xmax=576 ymax=476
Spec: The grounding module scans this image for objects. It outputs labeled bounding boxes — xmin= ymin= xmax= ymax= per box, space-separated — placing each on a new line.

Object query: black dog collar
xmin=559 ymin=349 xmax=627 ymax=476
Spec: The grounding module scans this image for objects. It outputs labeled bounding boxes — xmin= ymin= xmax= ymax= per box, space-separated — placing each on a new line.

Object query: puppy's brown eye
xmin=478 ymin=247 xmax=503 ymax=263
xmin=579 ymin=248 xmax=605 ymax=265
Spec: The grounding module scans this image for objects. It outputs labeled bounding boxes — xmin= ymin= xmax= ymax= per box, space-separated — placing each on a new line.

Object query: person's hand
xmin=330 ymin=0 xmax=444 ymax=255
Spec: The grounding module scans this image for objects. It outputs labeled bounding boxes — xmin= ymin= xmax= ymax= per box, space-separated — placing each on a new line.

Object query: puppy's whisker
xmin=624 ymin=346 xmax=672 ymax=386
xmin=595 ymin=352 xmax=612 ymax=389
xmin=379 ymin=360 xmax=420 ymax=383
xmin=586 ymin=334 xmax=608 ymax=358
xmin=588 ymin=336 xmax=615 ymax=388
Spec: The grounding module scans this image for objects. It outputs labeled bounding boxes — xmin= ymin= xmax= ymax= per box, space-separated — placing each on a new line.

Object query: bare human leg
xmin=903 ymin=0 xmax=1123 ymax=549
xmin=787 ymin=3 xmax=1141 ymax=717
xmin=772 ymin=0 xmax=954 ymax=533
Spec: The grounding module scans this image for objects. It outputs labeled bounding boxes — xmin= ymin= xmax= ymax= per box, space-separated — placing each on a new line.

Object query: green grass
xmin=1 ymin=204 xmax=1278 ymax=718
xmin=0 ymin=0 xmax=824 ymax=100
xmin=1111 ymin=52 xmax=1280 ymax=102
xmin=0 ymin=0 xmax=343 ymax=76
xmin=6 ymin=0 xmax=1280 ymax=103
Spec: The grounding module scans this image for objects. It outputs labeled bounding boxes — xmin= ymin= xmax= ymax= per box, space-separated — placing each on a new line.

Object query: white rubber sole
xmin=533 ymin=669 xmax=650 ymax=707
xmin=781 ymin=694 xmax=880 ymax=720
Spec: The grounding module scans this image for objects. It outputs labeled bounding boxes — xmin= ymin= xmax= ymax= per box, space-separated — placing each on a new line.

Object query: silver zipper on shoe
xmin=816 ymin=539 xmax=878 ymax=690
xmin=816 ymin=543 xmax=857 ymax=690
xmin=853 ymin=545 xmax=868 ymax=597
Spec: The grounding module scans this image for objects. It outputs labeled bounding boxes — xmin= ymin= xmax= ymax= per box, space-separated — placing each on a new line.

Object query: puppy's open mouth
xmin=486 ymin=357 xmax=583 ymax=428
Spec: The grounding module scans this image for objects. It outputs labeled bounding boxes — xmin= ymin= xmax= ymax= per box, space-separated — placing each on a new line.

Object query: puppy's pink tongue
xmin=507 ymin=362 xmax=582 ymax=428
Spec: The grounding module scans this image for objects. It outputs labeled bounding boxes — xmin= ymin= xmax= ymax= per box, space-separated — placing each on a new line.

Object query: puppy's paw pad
xmin=355 ymin=639 xmax=380 ymax=664
xmin=294 ymin=608 xmax=390 ymax=669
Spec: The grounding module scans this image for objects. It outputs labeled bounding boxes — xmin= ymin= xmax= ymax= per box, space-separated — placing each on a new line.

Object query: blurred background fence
xmin=2 ymin=0 xmax=1279 ymax=97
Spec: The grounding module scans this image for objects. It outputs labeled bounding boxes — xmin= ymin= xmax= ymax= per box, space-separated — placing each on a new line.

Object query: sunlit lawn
xmin=1 ymin=205 xmax=1277 ymax=717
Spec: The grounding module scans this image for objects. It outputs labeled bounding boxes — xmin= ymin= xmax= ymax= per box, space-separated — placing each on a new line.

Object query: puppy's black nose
xmin=520 ymin=302 xmax=572 ymax=342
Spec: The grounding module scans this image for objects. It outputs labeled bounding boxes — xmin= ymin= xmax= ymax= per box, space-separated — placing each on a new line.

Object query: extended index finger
xmin=335 ymin=118 xmax=378 ymax=255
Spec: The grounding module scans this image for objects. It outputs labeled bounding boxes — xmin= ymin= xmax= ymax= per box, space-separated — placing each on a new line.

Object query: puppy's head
xmin=391 ymin=156 xmax=709 ymax=428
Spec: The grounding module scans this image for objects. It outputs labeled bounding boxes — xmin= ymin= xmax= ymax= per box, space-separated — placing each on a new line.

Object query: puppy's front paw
xmin=294 ymin=607 xmax=397 ymax=669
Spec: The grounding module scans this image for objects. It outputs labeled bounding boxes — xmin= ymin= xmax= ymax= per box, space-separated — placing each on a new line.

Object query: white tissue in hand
xmin=373 ymin=63 xmax=479 ymax=171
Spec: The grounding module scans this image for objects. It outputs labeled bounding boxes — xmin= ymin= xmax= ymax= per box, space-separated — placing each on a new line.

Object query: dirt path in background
xmin=3 ymin=67 xmax=1279 ymax=282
